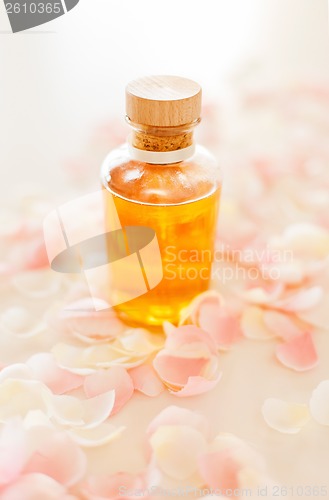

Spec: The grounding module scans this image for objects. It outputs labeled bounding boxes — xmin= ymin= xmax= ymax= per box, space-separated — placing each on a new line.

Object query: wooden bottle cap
xmin=126 ymin=75 xmax=202 ymax=127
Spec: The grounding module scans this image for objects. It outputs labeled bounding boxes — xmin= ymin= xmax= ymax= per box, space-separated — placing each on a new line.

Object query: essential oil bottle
xmin=101 ymin=75 xmax=221 ymax=326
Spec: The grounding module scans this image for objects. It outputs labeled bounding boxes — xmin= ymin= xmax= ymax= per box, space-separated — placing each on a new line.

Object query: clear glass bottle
xmin=101 ymin=76 xmax=221 ymax=327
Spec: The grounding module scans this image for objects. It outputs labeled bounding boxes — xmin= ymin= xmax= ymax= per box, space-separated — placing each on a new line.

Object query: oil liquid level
xmin=105 ymin=188 xmax=220 ymax=327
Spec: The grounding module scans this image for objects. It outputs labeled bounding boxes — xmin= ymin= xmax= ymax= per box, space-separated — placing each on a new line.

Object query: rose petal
xmin=1 ymin=307 xmax=45 ymax=338
xmin=0 ymin=380 xmax=49 ymax=422
xmin=164 ymin=325 xmax=217 ymax=354
xmin=150 ymin=425 xmax=207 ymax=480
xmin=68 ymin=423 xmax=125 ymax=448
xmin=153 ymin=354 xmax=210 ymax=388
xmin=198 ymin=448 xmax=240 ymax=491
xmin=309 ymin=380 xmax=329 ymax=425
xmin=51 ymin=343 xmax=95 ymax=375
xmin=59 ymin=298 xmax=125 ymax=341
xmin=275 ymin=332 xmax=318 ymax=371
xmin=24 ymin=432 xmax=87 ymax=486
xmin=261 ymin=398 xmax=310 ymax=433
xmin=0 ymin=420 xmax=29 ymax=485
xmin=52 ymin=343 xmax=147 ymax=374
xmin=263 ymin=310 xmax=303 ymax=340
xmin=27 ymin=353 xmax=83 ymax=394
xmin=129 ymin=365 xmax=165 ymax=397
xmin=179 ymin=291 xmax=223 ymax=326
xmin=198 ymin=303 xmax=242 ymax=349
xmin=241 ymin=283 xmax=284 ymax=305
xmin=82 ymin=472 xmax=146 ymax=500
xmin=84 ymin=367 xmax=134 ymax=414
xmin=11 ymin=269 xmax=62 ymax=298
xmin=1 ymin=473 xmax=71 ymax=500
xmin=118 ymin=329 xmax=163 ymax=355
xmin=169 ymin=373 xmax=222 ymax=397
xmin=147 ymin=406 xmax=209 ymax=440
xmin=48 ymin=390 xmax=115 ymax=429
xmin=0 ymin=364 xmax=33 ymax=384
xmin=274 ymin=286 xmax=323 ymax=312
xmin=281 ymin=223 xmax=329 ymax=259
xmin=240 ymin=306 xmax=275 ymax=340
xmin=199 ymin=433 xmax=266 ymax=490
xmin=163 ymin=321 xmax=176 ymax=336
xmin=298 ymin=293 xmax=329 ymax=330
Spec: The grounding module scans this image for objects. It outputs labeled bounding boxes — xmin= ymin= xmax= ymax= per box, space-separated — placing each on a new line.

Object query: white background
xmin=0 ymin=0 xmax=328 ymax=195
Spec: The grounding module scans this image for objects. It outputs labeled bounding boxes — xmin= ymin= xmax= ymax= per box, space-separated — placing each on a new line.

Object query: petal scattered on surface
xmin=48 ymin=390 xmax=115 ymax=429
xmin=82 ymin=472 xmax=146 ymax=500
xmin=298 ymin=293 xmax=329 ymax=330
xmin=273 ymin=286 xmax=323 ymax=312
xmin=1 ymin=307 xmax=45 ymax=338
xmin=241 ymin=284 xmax=284 ymax=305
xmin=198 ymin=302 xmax=242 ymax=349
xmin=261 ymin=398 xmax=310 ymax=433
xmin=24 ymin=431 xmax=87 ymax=486
xmin=27 ymin=353 xmax=83 ymax=394
xmin=59 ymin=298 xmax=125 ymax=341
xmin=11 ymin=269 xmax=62 ymax=299
xmin=240 ymin=306 xmax=275 ymax=340
xmin=198 ymin=448 xmax=240 ymax=491
xmin=150 ymin=425 xmax=207 ymax=480
xmin=168 ymin=373 xmax=222 ymax=397
xmin=153 ymin=325 xmax=220 ymax=396
xmin=147 ymin=406 xmax=209 ymax=440
xmin=83 ymin=367 xmax=134 ymax=414
xmin=68 ymin=423 xmax=125 ymax=448
xmin=263 ymin=310 xmax=303 ymax=340
xmin=309 ymin=380 xmax=329 ymax=425
xmin=129 ymin=364 xmax=165 ymax=397
xmin=0 ymin=473 xmax=71 ymax=500
xmin=275 ymin=332 xmax=318 ymax=371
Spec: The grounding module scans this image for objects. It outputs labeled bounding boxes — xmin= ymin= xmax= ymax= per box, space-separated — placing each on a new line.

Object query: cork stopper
xmin=126 ymin=75 xmax=202 ymax=128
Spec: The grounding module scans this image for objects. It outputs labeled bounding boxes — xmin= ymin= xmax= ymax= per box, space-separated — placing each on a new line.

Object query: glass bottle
xmin=101 ymin=76 xmax=221 ymax=327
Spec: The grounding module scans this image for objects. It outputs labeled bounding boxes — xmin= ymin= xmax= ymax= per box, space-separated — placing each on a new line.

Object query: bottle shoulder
xmin=101 ymin=143 xmax=221 ymax=204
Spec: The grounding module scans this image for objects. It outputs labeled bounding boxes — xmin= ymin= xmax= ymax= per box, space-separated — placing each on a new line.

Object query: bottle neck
xmin=127 ymin=119 xmax=199 ymax=152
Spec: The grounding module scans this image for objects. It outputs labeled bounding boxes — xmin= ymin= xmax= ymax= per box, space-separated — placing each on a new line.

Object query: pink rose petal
xmin=1 ymin=473 xmax=72 ymax=500
xmin=298 ymin=293 xmax=329 ymax=330
xmin=83 ymin=367 xmax=134 ymax=414
xmin=198 ymin=303 xmax=242 ymax=349
xmin=198 ymin=448 xmax=240 ymax=491
xmin=0 ymin=420 xmax=29 ymax=486
xmin=164 ymin=325 xmax=217 ymax=354
xmin=273 ymin=286 xmax=323 ymax=312
xmin=241 ymin=283 xmax=284 ymax=305
xmin=149 ymin=424 xmax=207 ymax=480
xmin=24 ymin=432 xmax=87 ymax=486
xmin=183 ymin=291 xmax=223 ymax=326
xmin=129 ymin=364 xmax=165 ymax=397
xmin=153 ymin=325 xmax=220 ymax=396
xmin=27 ymin=353 xmax=83 ymax=395
xmin=58 ymin=298 xmax=125 ymax=341
xmin=275 ymin=332 xmax=318 ymax=371
xmin=240 ymin=306 xmax=275 ymax=340
xmin=263 ymin=310 xmax=303 ymax=340
xmin=147 ymin=406 xmax=209 ymax=439
xmin=82 ymin=472 xmax=146 ymax=500
xmin=169 ymin=373 xmax=222 ymax=397
xmin=153 ymin=355 xmax=209 ymax=388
